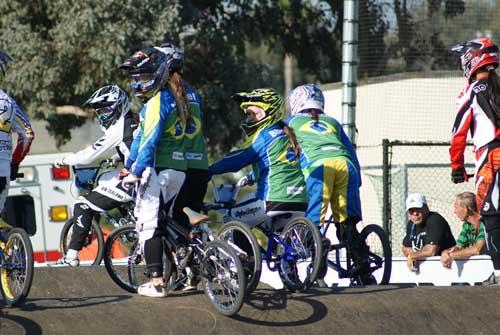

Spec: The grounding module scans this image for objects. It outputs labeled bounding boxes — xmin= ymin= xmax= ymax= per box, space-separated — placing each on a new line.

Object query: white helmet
xmin=288 ymin=83 xmax=325 ymax=116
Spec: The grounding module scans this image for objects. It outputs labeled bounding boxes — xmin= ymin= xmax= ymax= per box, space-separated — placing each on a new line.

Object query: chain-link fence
xmin=323 ymin=1 xmax=499 ymax=254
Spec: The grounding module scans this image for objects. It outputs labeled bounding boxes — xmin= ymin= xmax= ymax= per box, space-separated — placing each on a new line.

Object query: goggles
xmin=129 ymin=73 xmax=155 ymax=93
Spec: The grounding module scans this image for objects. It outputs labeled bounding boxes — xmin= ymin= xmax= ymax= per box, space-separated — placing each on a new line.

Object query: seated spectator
xmin=441 ymin=192 xmax=486 ymax=268
xmin=401 ymin=193 xmax=456 ymax=272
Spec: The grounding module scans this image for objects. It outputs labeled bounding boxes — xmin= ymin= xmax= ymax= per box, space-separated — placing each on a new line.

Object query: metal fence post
xmin=382 ymin=139 xmax=391 ymax=240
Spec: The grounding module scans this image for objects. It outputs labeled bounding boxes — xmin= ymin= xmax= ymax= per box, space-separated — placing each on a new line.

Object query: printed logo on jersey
xmin=299 ymin=120 xmax=337 ymax=135
xmin=167 ymin=119 xmax=184 ymax=139
xmin=473 ymin=83 xmax=487 ymax=93
xmin=0 ymin=100 xmax=13 ymax=133
xmin=184 ymin=116 xmax=202 ymax=139
xmin=277 ymin=146 xmax=299 ymax=164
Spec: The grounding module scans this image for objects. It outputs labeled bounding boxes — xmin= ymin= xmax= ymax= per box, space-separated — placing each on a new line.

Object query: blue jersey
xmin=209 ymin=124 xmax=306 ymax=203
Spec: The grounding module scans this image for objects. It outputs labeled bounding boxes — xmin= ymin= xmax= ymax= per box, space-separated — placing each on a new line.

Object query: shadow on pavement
xmin=234 ymin=288 xmax=328 ymax=327
xmin=18 ymin=294 xmax=132 ymax=311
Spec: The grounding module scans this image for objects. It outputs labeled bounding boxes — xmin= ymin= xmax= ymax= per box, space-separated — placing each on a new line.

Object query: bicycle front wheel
xmin=1 ymin=228 xmax=34 ymax=307
xmin=103 ymin=224 xmax=145 ymax=293
xmin=217 ymin=220 xmax=262 ymax=295
xmin=60 ymin=217 xmax=104 ymax=266
xmin=359 ymin=224 xmax=392 ymax=285
xmin=201 ymin=240 xmax=246 ymax=316
xmin=277 ymin=217 xmax=323 ymax=292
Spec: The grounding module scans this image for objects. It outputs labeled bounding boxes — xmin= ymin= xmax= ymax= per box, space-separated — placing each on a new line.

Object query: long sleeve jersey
xmin=125 ymin=88 xmax=189 ymax=177
xmin=209 ymin=124 xmax=306 ymax=203
xmin=0 ymin=89 xmax=34 ymax=166
xmin=450 ymin=79 xmax=500 ymax=170
xmin=62 ymin=112 xmax=137 ymax=166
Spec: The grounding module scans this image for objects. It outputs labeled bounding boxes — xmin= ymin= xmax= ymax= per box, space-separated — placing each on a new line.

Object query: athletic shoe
xmin=52 ymin=257 xmax=80 ymax=267
xmin=138 ymin=281 xmax=167 ymax=298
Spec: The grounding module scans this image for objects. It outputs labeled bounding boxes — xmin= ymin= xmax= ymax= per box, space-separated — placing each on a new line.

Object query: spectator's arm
xmin=449 ymin=240 xmax=486 ymax=260
xmin=401 ymin=246 xmax=413 ymax=257
xmin=407 ymin=243 xmax=439 ymax=261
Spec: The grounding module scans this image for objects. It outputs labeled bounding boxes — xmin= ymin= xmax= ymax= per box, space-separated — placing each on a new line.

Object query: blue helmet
xmin=0 ymin=49 xmax=13 ymax=82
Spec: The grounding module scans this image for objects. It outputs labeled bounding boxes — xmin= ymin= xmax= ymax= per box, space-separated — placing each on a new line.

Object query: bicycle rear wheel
xmin=277 ymin=217 xmax=322 ymax=292
xmin=201 ymin=240 xmax=246 ymax=316
xmin=217 ymin=220 xmax=262 ymax=295
xmin=60 ymin=217 xmax=104 ymax=266
xmin=359 ymin=224 xmax=392 ymax=285
xmin=1 ymin=228 xmax=34 ymax=306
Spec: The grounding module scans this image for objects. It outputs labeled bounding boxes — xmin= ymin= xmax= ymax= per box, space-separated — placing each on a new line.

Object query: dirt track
xmin=1 ymin=267 xmax=500 ymax=335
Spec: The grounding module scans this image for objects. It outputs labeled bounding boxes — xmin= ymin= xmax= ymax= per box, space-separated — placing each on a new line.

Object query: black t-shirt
xmin=402 ymin=211 xmax=456 ymax=254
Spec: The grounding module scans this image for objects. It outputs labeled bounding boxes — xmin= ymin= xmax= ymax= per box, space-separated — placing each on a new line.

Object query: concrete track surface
xmin=1 ymin=267 xmax=500 ymax=335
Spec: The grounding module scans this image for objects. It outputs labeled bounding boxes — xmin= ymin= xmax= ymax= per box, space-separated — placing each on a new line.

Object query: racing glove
xmin=451 ymin=168 xmax=468 ymax=184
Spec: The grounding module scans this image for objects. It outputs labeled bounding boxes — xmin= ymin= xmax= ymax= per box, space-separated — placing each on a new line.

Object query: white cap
xmin=406 ymin=193 xmax=427 ymax=211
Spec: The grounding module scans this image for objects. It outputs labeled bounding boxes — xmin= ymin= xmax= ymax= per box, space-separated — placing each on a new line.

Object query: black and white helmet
xmin=83 ymin=85 xmax=130 ymax=129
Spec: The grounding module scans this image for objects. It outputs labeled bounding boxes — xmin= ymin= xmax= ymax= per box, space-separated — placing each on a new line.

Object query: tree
xmin=0 ymin=1 xmax=382 ymax=154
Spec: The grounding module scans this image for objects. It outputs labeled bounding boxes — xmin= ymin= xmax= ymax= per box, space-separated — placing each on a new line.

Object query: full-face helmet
xmin=0 ymin=49 xmax=13 ymax=83
xmin=84 ymin=85 xmax=130 ymax=129
xmin=120 ymin=44 xmax=183 ymax=101
xmin=232 ymin=88 xmax=283 ymax=137
xmin=287 ymin=83 xmax=325 ymax=116
xmin=451 ymin=38 xmax=499 ymax=82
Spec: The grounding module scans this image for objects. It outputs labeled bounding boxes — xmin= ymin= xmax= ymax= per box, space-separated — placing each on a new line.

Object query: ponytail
xmin=167 ymin=72 xmax=193 ymax=127
xmin=311 ymin=109 xmax=320 ymax=122
xmin=278 ymin=121 xmax=300 ymax=158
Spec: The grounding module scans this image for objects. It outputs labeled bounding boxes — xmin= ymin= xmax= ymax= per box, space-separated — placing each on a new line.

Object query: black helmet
xmin=120 ymin=44 xmax=183 ymax=100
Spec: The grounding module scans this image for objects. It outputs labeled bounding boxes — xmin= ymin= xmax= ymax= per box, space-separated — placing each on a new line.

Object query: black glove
xmin=10 ymin=163 xmax=19 ymax=181
xmin=451 ymin=168 xmax=467 ymax=184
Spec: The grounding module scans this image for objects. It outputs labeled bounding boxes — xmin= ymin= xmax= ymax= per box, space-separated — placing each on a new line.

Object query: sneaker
xmin=51 ymin=257 xmax=80 ymax=267
xmin=482 ymin=273 xmax=500 ymax=286
xmin=138 ymin=281 xmax=167 ymax=297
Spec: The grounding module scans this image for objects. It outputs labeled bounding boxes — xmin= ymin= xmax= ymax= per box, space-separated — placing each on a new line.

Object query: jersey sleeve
xmin=209 ymin=145 xmax=259 ymax=176
xmin=63 ymin=120 xmax=123 ymax=166
xmin=131 ymin=93 xmax=174 ymax=177
xmin=125 ymin=107 xmax=144 ymax=170
xmin=450 ymin=92 xmax=473 ymax=170
xmin=11 ymin=107 xmax=34 ymax=165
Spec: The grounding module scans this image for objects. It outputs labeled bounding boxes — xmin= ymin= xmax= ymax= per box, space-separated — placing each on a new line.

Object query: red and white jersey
xmin=450 ymin=79 xmax=500 ymax=170
xmin=0 ymin=88 xmax=34 ymax=169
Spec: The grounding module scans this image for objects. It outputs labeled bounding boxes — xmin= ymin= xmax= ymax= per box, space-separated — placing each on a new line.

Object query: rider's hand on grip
xmin=122 ymin=173 xmax=140 ymax=187
xmin=237 ymin=173 xmax=255 ymax=187
xmin=118 ymin=168 xmax=130 ymax=180
xmin=451 ymin=168 xmax=468 ymax=184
